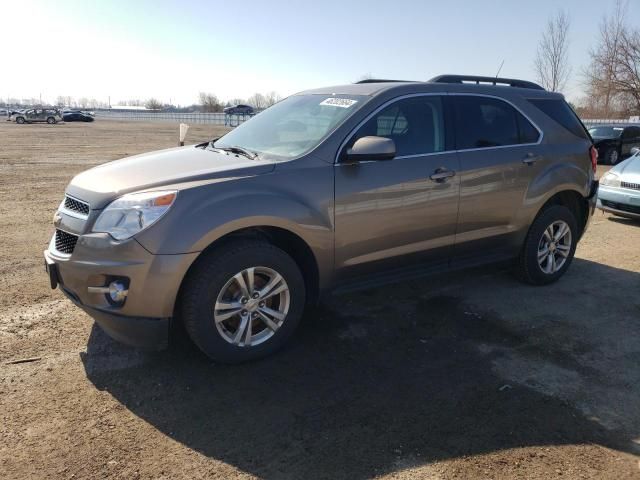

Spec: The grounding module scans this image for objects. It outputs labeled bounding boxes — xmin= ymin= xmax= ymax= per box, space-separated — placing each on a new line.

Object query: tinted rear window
xmin=454 ymin=96 xmax=539 ymax=149
xmin=528 ymin=98 xmax=589 ymax=140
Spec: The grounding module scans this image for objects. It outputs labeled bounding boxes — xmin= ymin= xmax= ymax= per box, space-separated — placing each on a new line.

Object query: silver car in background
xmin=598 ymin=147 xmax=640 ymax=219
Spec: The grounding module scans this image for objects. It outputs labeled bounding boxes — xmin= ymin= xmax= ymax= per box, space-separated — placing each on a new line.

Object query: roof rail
xmin=355 ymin=79 xmax=414 ymax=84
xmin=429 ymin=75 xmax=545 ymax=91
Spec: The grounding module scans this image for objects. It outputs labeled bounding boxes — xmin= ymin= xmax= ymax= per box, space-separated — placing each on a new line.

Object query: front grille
xmin=63 ymin=195 xmax=90 ymax=216
xmin=601 ymin=199 xmax=640 ymax=215
xmin=55 ymin=229 xmax=78 ymax=254
xmin=621 ymin=181 xmax=640 ymax=191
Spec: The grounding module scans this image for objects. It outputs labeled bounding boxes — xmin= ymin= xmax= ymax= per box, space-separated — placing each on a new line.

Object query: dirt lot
xmin=1 ymin=119 xmax=639 ymax=479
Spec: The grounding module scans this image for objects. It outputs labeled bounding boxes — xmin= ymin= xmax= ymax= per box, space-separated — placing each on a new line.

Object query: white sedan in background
xmin=598 ymin=147 xmax=640 ymax=220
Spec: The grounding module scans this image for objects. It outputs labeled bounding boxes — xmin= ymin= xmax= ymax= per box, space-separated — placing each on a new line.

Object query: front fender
xmin=134 ymin=170 xmax=334 ymax=284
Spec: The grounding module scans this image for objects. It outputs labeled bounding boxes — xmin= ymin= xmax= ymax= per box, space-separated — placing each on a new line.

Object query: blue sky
xmin=3 ymin=0 xmax=638 ymax=105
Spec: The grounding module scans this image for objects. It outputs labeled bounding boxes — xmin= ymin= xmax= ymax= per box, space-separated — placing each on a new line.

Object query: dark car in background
xmin=63 ymin=111 xmax=95 ymax=122
xmin=224 ymin=104 xmax=254 ymax=115
xmin=588 ymin=124 xmax=640 ymax=164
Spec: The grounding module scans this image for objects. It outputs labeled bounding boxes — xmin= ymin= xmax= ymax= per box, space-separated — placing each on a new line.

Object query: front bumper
xmin=597 ymin=184 xmax=640 ymax=219
xmin=62 ymin=285 xmax=169 ymax=349
xmin=44 ymin=233 xmax=199 ymax=349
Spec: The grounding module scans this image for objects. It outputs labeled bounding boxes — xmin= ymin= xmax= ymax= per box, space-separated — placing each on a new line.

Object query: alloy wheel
xmin=537 ymin=220 xmax=572 ymax=274
xmin=213 ymin=266 xmax=290 ymax=347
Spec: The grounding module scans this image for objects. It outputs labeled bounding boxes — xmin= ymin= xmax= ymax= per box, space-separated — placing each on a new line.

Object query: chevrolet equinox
xmin=44 ymin=75 xmax=599 ymax=363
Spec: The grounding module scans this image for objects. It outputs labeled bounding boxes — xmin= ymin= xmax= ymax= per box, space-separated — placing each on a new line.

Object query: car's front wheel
xmin=16 ymin=117 xmax=25 ymax=124
xmin=46 ymin=117 xmax=56 ymax=124
xmin=515 ymin=205 xmax=578 ymax=285
xmin=180 ymin=240 xmax=306 ymax=363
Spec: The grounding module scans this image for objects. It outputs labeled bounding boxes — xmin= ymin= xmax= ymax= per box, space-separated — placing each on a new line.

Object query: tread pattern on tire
xmin=515 ymin=205 xmax=578 ymax=285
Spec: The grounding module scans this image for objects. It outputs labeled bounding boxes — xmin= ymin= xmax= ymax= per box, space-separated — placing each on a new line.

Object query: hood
xmin=67 ymin=145 xmax=275 ymax=209
xmin=611 ymin=154 xmax=640 ymax=183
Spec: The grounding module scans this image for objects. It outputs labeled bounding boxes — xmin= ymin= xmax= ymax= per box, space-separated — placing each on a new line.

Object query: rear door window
xmin=454 ymin=96 xmax=538 ymax=149
xmin=528 ymin=98 xmax=589 ymax=140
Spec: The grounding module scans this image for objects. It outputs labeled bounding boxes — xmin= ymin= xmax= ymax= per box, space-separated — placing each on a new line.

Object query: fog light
xmin=108 ymin=281 xmax=128 ymax=302
xmin=87 ymin=280 xmax=129 ymax=303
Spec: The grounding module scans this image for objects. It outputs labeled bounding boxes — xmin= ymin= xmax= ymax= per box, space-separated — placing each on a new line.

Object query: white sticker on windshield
xmin=320 ymin=98 xmax=358 ymax=108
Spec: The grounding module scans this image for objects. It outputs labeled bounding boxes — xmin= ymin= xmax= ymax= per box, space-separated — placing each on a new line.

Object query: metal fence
xmin=93 ymin=110 xmax=640 ymax=128
xmin=94 ymin=110 xmax=252 ymax=126
xmin=583 ymin=118 xmax=638 ymax=125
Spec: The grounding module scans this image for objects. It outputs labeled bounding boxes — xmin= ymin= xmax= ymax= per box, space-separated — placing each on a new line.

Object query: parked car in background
xmin=224 ymin=104 xmax=254 ymax=115
xmin=588 ymin=124 xmax=640 ymax=165
xmin=598 ymin=147 xmax=640 ymax=219
xmin=44 ymin=75 xmax=598 ymax=363
xmin=12 ymin=108 xmax=63 ymax=124
xmin=63 ymin=111 xmax=95 ymax=122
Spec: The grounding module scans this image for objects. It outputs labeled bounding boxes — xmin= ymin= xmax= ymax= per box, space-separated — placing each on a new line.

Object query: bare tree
xmin=226 ymin=98 xmax=246 ymax=107
xmin=264 ymin=91 xmax=282 ymax=107
xmin=534 ymin=10 xmax=571 ymax=92
xmin=248 ymin=93 xmax=267 ymax=109
xmin=584 ymin=0 xmax=628 ymax=116
xmin=198 ymin=92 xmax=222 ymax=112
xmin=611 ymin=28 xmax=640 ymax=112
xmin=145 ymin=98 xmax=163 ymax=110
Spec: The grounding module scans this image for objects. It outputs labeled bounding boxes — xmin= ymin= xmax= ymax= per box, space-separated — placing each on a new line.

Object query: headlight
xmin=93 ymin=190 xmax=177 ymax=240
xmin=600 ymin=172 xmax=621 ymax=188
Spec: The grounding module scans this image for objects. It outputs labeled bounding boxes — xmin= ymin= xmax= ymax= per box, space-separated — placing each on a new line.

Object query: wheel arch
xmin=174 ymin=225 xmax=322 ymax=321
xmin=534 ymin=189 xmax=589 ymax=238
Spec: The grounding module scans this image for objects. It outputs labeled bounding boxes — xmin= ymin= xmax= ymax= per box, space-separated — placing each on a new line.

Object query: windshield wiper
xmin=211 ymin=144 xmax=259 ymax=160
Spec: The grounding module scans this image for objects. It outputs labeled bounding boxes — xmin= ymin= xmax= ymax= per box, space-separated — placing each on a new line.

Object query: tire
xmin=603 ymin=147 xmax=619 ymax=165
xmin=46 ymin=117 xmax=56 ymax=124
xmin=16 ymin=117 xmax=25 ymax=124
xmin=515 ymin=205 xmax=578 ymax=285
xmin=180 ymin=240 xmax=306 ymax=363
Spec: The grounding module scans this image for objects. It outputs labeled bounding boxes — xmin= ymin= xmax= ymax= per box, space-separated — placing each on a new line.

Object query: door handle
xmin=429 ymin=168 xmax=456 ymax=182
xmin=523 ymin=152 xmax=541 ymax=165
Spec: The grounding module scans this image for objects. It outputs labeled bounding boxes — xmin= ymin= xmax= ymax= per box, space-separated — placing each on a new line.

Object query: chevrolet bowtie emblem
xmin=53 ymin=212 xmax=62 ymax=226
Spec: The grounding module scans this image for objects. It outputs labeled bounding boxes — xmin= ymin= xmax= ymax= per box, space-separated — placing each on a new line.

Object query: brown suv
xmin=44 ymin=75 xmax=599 ymax=363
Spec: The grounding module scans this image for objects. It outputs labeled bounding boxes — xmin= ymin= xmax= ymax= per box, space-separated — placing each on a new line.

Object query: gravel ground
xmin=1 ymin=119 xmax=639 ymax=479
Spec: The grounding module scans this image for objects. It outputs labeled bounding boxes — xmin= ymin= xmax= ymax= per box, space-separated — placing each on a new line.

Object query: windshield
xmin=588 ymin=126 xmax=624 ymax=138
xmin=214 ymin=94 xmax=367 ymax=160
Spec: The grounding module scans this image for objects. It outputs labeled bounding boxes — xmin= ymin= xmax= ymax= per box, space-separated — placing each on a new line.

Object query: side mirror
xmin=631 ymin=146 xmax=640 ymax=156
xmin=344 ymin=136 xmax=396 ymax=163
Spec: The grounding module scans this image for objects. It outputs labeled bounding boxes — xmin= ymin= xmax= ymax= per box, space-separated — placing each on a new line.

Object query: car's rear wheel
xmin=515 ymin=205 xmax=578 ymax=285
xmin=16 ymin=117 xmax=25 ymax=124
xmin=604 ymin=147 xmax=619 ymax=165
xmin=46 ymin=117 xmax=56 ymax=124
xmin=180 ymin=240 xmax=306 ymax=363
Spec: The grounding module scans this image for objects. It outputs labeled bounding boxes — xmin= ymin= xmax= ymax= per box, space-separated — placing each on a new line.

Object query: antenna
xmin=495 ymin=60 xmax=505 ymax=78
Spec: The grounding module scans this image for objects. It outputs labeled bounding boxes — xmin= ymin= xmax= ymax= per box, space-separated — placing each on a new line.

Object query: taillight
xmin=590 ymin=145 xmax=598 ymax=173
